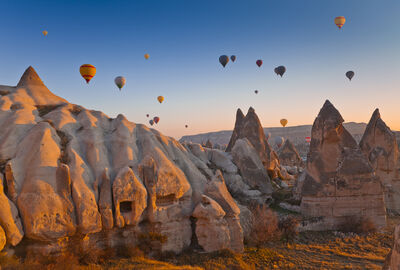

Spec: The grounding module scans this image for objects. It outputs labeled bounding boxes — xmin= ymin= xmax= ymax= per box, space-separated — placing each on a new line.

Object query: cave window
xmin=120 ymin=201 xmax=132 ymax=213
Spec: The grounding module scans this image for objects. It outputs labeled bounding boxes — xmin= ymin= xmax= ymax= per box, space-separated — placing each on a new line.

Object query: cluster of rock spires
xmin=1 ymin=67 xmax=400 ymax=268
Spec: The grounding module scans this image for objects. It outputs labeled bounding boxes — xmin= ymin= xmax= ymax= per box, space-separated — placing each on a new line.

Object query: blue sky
xmin=0 ymin=0 xmax=399 ymax=138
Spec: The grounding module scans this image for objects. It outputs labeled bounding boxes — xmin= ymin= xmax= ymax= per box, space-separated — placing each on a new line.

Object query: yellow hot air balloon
xmin=79 ymin=64 xmax=96 ymax=84
xmin=157 ymin=96 xmax=164 ymax=103
xmin=334 ymin=16 xmax=346 ymax=29
xmin=42 ymin=30 xmax=48 ymax=36
xmin=280 ymin=119 xmax=288 ymax=127
xmin=144 ymin=54 xmax=150 ymax=60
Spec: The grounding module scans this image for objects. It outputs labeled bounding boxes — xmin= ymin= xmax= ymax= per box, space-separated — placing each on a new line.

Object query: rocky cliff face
xmin=359 ymin=109 xmax=400 ymax=215
xmin=278 ymin=139 xmax=304 ymax=168
xmin=384 ymin=224 xmax=400 ymax=269
xmin=226 ymin=107 xmax=281 ymax=178
xmin=299 ymin=100 xmax=386 ymax=230
xmin=0 ymin=67 xmax=244 ymax=254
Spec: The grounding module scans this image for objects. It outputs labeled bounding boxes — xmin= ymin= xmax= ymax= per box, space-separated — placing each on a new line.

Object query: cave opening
xmin=120 ymin=201 xmax=132 ymax=213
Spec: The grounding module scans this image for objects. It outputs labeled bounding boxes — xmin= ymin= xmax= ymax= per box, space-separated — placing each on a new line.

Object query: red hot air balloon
xmin=153 ymin=116 xmax=160 ymax=124
xmin=305 ymin=136 xmax=311 ymax=143
xmin=256 ymin=60 xmax=263 ymax=67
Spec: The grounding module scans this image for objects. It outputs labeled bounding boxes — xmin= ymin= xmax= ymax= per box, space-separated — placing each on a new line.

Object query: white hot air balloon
xmin=114 ymin=76 xmax=126 ymax=90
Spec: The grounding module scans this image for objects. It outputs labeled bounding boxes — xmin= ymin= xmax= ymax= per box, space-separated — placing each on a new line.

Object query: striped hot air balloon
xmin=334 ymin=16 xmax=346 ymax=29
xmin=305 ymin=136 xmax=311 ymax=143
xmin=79 ymin=64 xmax=96 ymax=84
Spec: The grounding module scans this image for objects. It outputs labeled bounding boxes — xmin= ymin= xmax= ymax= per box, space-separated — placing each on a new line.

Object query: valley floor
xmin=1 ymin=217 xmax=398 ymax=270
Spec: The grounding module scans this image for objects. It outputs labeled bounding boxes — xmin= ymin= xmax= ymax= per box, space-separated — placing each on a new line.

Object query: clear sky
xmin=0 ymin=0 xmax=399 ymax=139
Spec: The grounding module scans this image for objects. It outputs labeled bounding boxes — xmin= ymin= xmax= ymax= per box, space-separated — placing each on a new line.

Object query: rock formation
xmin=226 ymin=107 xmax=281 ymax=178
xmin=278 ymin=139 xmax=304 ymax=168
xmin=0 ymin=226 xmax=5 ymax=252
xmin=383 ymin=224 xmax=400 ymax=269
xmin=299 ymin=100 xmax=386 ymax=230
xmin=0 ymin=67 xmax=243 ymax=254
xmin=359 ymin=109 xmax=400 ymax=215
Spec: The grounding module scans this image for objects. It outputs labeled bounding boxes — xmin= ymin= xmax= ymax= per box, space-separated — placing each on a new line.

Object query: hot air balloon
xmin=157 ymin=96 xmax=164 ymax=103
xmin=146 ymin=114 xmax=149 ymax=117
xmin=185 ymin=125 xmax=188 ymax=128
xmin=79 ymin=64 xmax=96 ymax=84
xmin=114 ymin=76 xmax=126 ymax=90
xmin=219 ymin=55 xmax=229 ymax=67
xmin=334 ymin=16 xmax=346 ymax=29
xmin=254 ymin=90 xmax=258 ymax=94
xmin=346 ymin=71 xmax=354 ymax=81
xmin=274 ymin=66 xmax=286 ymax=77
xmin=230 ymin=55 xmax=236 ymax=62
xmin=149 ymin=119 xmax=154 ymax=126
xmin=305 ymin=136 xmax=311 ymax=143
xmin=154 ymin=116 xmax=160 ymax=124
xmin=256 ymin=60 xmax=263 ymax=67
xmin=144 ymin=54 xmax=150 ymax=59
xmin=42 ymin=30 xmax=48 ymax=36
xmin=274 ymin=136 xmax=284 ymax=147
xmin=280 ymin=119 xmax=288 ymax=127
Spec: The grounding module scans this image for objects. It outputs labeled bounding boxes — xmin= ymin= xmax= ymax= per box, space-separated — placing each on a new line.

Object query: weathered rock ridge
xmin=0 ymin=67 xmax=244 ymax=253
xmin=299 ymin=100 xmax=386 ymax=230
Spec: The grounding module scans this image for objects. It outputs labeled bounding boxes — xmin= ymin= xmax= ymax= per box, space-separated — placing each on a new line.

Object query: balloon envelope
xmin=346 ymin=71 xmax=355 ymax=81
xmin=335 ymin=16 xmax=346 ymax=29
xmin=305 ymin=136 xmax=311 ymax=143
xmin=79 ymin=64 xmax=96 ymax=84
xmin=149 ymin=119 xmax=154 ymax=126
xmin=230 ymin=55 xmax=236 ymax=62
xmin=146 ymin=114 xmax=149 ymax=117
xmin=185 ymin=125 xmax=188 ymax=128
xmin=114 ymin=76 xmax=126 ymax=90
xmin=275 ymin=66 xmax=286 ymax=77
xmin=144 ymin=54 xmax=150 ymax=59
xmin=254 ymin=90 xmax=258 ymax=94
xmin=157 ymin=96 xmax=164 ymax=103
xmin=153 ymin=117 xmax=160 ymax=124
xmin=42 ymin=30 xmax=48 ymax=36
xmin=219 ymin=55 xmax=229 ymax=67
xmin=280 ymin=119 xmax=288 ymax=127
xmin=256 ymin=60 xmax=263 ymax=67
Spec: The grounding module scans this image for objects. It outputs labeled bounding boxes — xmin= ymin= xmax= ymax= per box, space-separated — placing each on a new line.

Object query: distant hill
xmin=180 ymin=122 xmax=372 ymax=157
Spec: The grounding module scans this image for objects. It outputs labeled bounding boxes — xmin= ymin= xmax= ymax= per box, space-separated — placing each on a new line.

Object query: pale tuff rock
xmin=193 ymin=195 xmax=230 ymax=252
xmin=359 ymin=109 xmax=400 ymax=214
xmin=113 ymin=166 xmax=147 ymax=228
xmin=0 ymin=175 xmax=24 ymax=246
xmin=300 ymin=100 xmax=386 ymax=230
xmin=98 ymin=168 xmax=113 ymax=230
xmin=232 ymin=139 xmax=273 ymax=195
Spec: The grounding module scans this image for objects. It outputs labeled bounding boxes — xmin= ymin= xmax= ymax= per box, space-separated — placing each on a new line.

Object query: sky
xmin=0 ymin=0 xmax=399 ymax=139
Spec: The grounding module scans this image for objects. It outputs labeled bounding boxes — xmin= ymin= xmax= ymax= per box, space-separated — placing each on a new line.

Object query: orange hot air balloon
xmin=144 ymin=54 xmax=150 ymax=59
xmin=153 ymin=116 xmax=160 ymax=124
xmin=334 ymin=16 xmax=346 ymax=29
xmin=280 ymin=118 xmax=288 ymax=127
xmin=79 ymin=64 xmax=96 ymax=84
xmin=157 ymin=96 xmax=164 ymax=103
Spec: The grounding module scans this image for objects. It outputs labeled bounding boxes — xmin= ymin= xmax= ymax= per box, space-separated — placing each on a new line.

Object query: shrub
xmin=248 ymin=204 xmax=281 ymax=247
xmin=278 ymin=216 xmax=299 ymax=242
xmin=137 ymin=231 xmax=168 ymax=256
xmin=339 ymin=216 xmax=377 ymax=234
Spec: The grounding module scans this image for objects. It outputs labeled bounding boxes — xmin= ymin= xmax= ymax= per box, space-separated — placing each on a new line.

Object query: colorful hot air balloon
xmin=157 ymin=96 xmax=164 ymax=103
xmin=305 ymin=136 xmax=311 ymax=143
xmin=114 ymin=76 xmax=126 ymax=90
xmin=274 ymin=136 xmax=284 ymax=147
xmin=144 ymin=54 xmax=150 ymax=59
xmin=254 ymin=90 xmax=258 ymax=94
xmin=219 ymin=55 xmax=229 ymax=67
xmin=154 ymin=116 xmax=160 ymax=124
xmin=280 ymin=119 xmax=288 ymax=127
xmin=346 ymin=71 xmax=355 ymax=81
xmin=79 ymin=64 xmax=96 ymax=84
xmin=146 ymin=114 xmax=149 ymax=117
xmin=149 ymin=119 xmax=154 ymax=126
xmin=230 ymin=55 xmax=236 ymax=62
xmin=185 ymin=125 xmax=188 ymax=128
xmin=334 ymin=16 xmax=346 ymax=29
xmin=274 ymin=66 xmax=286 ymax=77
xmin=42 ymin=30 xmax=48 ymax=36
xmin=256 ymin=60 xmax=263 ymax=67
